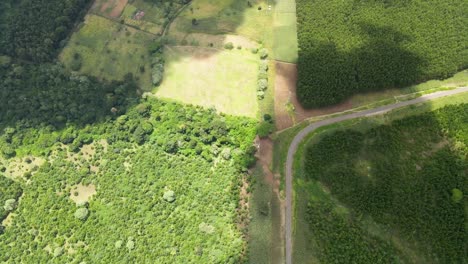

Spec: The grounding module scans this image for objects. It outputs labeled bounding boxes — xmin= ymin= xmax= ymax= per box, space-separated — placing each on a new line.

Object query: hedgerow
xmin=296 ymin=0 xmax=468 ymax=107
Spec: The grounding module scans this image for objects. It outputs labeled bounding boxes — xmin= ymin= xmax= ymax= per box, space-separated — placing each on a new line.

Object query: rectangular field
xmin=273 ymin=0 xmax=298 ymax=63
xmin=154 ymin=46 xmax=259 ymax=118
xmin=169 ymin=0 xmax=273 ymax=45
xmin=60 ymin=15 xmax=153 ymax=90
xmin=91 ymin=0 xmax=128 ymax=18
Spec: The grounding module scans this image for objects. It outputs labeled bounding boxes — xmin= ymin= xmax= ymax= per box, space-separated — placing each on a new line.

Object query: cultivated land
xmin=154 ymin=46 xmax=259 ymax=118
xmin=60 ymin=15 xmax=154 ymax=90
xmin=91 ymin=0 xmax=128 ymax=18
xmin=169 ymin=0 xmax=273 ymax=45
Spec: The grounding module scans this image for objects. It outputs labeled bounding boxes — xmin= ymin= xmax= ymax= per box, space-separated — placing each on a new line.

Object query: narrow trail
xmin=284 ymin=87 xmax=468 ymax=264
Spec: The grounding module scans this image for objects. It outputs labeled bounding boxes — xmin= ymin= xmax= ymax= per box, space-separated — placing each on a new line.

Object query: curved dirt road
xmin=285 ymin=87 xmax=468 ymax=264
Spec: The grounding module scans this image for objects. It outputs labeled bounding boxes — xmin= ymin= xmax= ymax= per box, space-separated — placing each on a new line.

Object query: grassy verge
xmin=247 ymin=165 xmax=273 ymax=264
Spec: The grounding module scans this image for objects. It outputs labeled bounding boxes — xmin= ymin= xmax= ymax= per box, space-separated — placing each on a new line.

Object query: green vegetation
xmin=296 ymin=0 xmax=468 ymax=107
xmin=155 ymin=46 xmax=259 ymax=117
xmin=169 ymin=0 xmax=272 ymax=44
xmin=300 ymin=104 xmax=467 ymax=263
xmin=0 ymin=177 xmax=22 ymax=222
xmin=60 ymin=15 xmax=154 ymax=90
xmin=119 ymin=0 xmax=188 ymax=34
xmin=0 ymin=1 xmax=265 ymax=261
xmin=0 ymin=96 xmax=258 ymax=263
xmin=273 ymin=0 xmax=298 ymax=63
xmin=0 ymin=0 xmax=90 ymax=62
xmin=0 ymin=62 xmax=138 ymax=129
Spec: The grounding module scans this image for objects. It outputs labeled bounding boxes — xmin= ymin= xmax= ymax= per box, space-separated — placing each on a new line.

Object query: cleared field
xmin=91 ymin=0 xmax=128 ymax=18
xmin=169 ymin=0 xmax=273 ymax=46
xmin=154 ymin=46 xmax=259 ymax=118
xmin=273 ymin=0 xmax=298 ymax=63
xmin=60 ymin=15 xmax=154 ymax=90
xmin=120 ymin=3 xmax=162 ymax=34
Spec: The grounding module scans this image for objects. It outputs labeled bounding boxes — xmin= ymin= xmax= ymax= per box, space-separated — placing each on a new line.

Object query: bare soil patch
xmin=274 ymin=62 xmax=352 ymax=130
xmin=3 ymin=156 xmax=45 ymax=179
xmin=92 ymin=0 xmax=128 ymax=18
xmin=70 ymin=183 xmax=96 ymax=204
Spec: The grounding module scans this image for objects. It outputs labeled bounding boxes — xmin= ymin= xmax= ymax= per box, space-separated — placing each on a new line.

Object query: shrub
xmin=224 ymin=42 xmax=234 ymax=50
xmin=259 ymin=48 xmax=268 ymax=59
xmin=257 ymin=91 xmax=265 ymax=100
xmin=126 ymin=240 xmax=135 ymax=251
xmin=4 ymin=199 xmax=17 ymax=212
xmin=115 ymin=240 xmax=123 ymax=249
xmin=258 ymin=79 xmax=268 ymax=91
xmin=163 ymin=190 xmax=176 ymax=202
xmin=259 ymin=60 xmax=268 ymax=71
xmin=53 ymin=247 xmax=63 ymax=257
xmin=74 ymin=208 xmax=89 ymax=221
xmin=251 ymin=48 xmax=258 ymax=54
xmin=257 ymin=122 xmax=274 ymax=138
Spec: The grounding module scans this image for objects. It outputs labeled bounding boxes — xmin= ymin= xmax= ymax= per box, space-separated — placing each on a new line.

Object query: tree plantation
xmin=0 ymin=0 xmax=90 ymax=62
xmin=303 ymin=104 xmax=467 ymax=263
xmin=296 ymin=0 xmax=468 ymax=107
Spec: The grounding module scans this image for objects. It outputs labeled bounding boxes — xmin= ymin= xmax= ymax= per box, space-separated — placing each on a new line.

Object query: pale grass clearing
xmin=154 ymin=46 xmax=259 ymax=118
xmin=70 ymin=183 xmax=97 ymax=204
xmin=2 ymin=156 xmax=45 ymax=180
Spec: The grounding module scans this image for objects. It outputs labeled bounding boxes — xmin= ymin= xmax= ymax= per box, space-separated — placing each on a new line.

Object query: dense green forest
xmin=0 ymin=62 xmax=139 ymax=129
xmin=304 ymin=104 xmax=467 ymax=263
xmin=0 ymin=97 xmax=257 ymax=263
xmin=0 ymin=0 xmax=90 ymax=62
xmin=296 ymin=0 xmax=468 ymax=107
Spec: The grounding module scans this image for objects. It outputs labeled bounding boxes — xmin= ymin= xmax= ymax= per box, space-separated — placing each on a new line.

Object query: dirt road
xmin=284 ymin=87 xmax=468 ymax=264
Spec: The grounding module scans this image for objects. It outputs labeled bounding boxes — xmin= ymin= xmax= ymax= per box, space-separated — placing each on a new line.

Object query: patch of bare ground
xmin=253 ymin=136 xmax=285 ymax=262
xmin=423 ymin=139 xmax=450 ymax=156
xmin=92 ymin=0 xmax=128 ymax=18
xmin=3 ymin=156 xmax=45 ymax=180
xmin=274 ymin=62 xmax=352 ymax=130
xmin=70 ymin=183 xmax=97 ymax=204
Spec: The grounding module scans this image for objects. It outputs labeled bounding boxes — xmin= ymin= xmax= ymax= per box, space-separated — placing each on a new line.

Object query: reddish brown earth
xmin=92 ymin=0 xmax=128 ymax=18
xmin=274 ymin=62 xmax=353 ymax=130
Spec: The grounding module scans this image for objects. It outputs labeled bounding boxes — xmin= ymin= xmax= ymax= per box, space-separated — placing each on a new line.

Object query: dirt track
xmin=274 ymin=62 xmax=353 ymax=130
xmin=284 ymin=87 xmax=468 ymax=264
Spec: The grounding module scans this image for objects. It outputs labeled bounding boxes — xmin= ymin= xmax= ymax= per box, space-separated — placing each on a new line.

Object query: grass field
xmin=288 ymin=92 xmax=468 ymax=263
xmin=169 ymin=0 xmax=273 ymax=46
xmin=154 ymin=46 xmax=259 ymax=117
xmin=60 ymin=15 xmax=154 ymax=90
xmin=273 ymin=0 xmax=298 ymax=63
